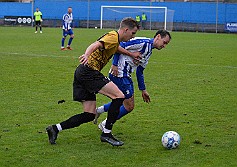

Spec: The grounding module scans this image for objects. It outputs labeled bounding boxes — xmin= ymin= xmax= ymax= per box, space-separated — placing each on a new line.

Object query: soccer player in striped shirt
xmin=46 ymin=17 xmax=141 ymax=146
xmin=61 ymin=7 xmax=74 ymax=50
xmin=93 ymin=30 xmax=171 ymax=130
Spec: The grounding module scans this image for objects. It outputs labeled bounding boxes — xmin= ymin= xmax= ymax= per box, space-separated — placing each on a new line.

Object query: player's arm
xmin=136 ymin=65 xmax=150 ymax=103
xmin=63 ymin=15 xmax=68 ymax=30
xmin=110 ymin=42 xmax=125 ymax=76
xmin=33 ymin=13 xmax=35 ymax=22
xmin=117 ymin=46 xmax=141 ymax=60
xmin=109 ymin=53 xmax=120 ymax=76
xmin=79 ymin=41 xmax=103 ymax=65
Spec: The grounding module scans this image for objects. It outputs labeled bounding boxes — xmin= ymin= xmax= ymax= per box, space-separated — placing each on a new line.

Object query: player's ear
xmin=124 ymin=28 xmax=129 ymax=33
xmin=155 ymin=34 xmax=161 ymax=40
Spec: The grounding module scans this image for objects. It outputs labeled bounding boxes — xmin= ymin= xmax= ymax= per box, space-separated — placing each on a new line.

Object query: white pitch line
xmin=152 ymin=62 xmax=237 ymax=69
xmin=0 ymin=52 xmax=78 ymax=58
xmin=1 ymin=52 xmax=237 ymax=69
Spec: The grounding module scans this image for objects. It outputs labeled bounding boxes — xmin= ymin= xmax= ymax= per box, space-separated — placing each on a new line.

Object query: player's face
xmin=153 ymin=34 xmax=170 ymax=50
xmin=123 ymin=27 xmax=138 ymax=42
xmin=68 ymin=8 xmax=72 ymax=14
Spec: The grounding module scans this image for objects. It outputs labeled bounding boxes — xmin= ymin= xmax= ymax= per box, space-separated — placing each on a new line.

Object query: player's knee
xmin=117 ymin=93 xmax=125 ymax=99
xmin=111 ymin=91 xmax=125 ymax=99
xmin=71 ymin=35 xmax=74 ymax=38
xmin=125 ymin=104 xmax=134 ymax=112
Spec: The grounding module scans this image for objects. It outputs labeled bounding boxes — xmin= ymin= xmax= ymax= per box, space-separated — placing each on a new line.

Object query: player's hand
xmin=131 ymin=51 xmax=142 ymax=60
xmin=109 ymin=65 xmax=119 ymax=76
xmin=79 ymin=54 xmax=89 ymax=65
xmin=141 ymin=90 xmax=150 ymax=103
xmin=133 ymin=59 xmax=140 ymax=65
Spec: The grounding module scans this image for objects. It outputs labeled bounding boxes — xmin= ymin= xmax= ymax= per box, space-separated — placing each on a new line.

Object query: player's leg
xmin=97 ymin=96 xmax=135 ymax=131
xmin=67 ymin=30 xmax=74 ymax=50
xmin=94 ymin=95 xmax=134 ymax=123
xmin=118 ymin=96 xmax=134 ymax=118
xmin=46 ymin=68 xmax=97 ymax=144
xmin=39 ymin=21 xmax=42 ymax=33
xmin=98 ymin=82 xmax=125 ymax=130
xmin=61 ymin=30 xmax=67 ymax=50
xmin=98 ymin=82 xmax=125 ymax=146
xmin=35 ymin=21 xmax=38 ymax=33
xmin=94 ymin=75 xmax=134 ymax=123
xmin=46 ymin=101 xmax=96 ymax=145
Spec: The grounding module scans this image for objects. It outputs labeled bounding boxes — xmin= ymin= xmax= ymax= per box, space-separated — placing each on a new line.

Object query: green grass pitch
xmin=0 ymin=27 xmax=236 ymax=167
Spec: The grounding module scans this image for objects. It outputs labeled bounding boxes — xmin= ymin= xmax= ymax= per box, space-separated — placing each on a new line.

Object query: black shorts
xmin=73 ymin=64 xmax=110 ymax=102
xmin=35 ymin=21 xmax=41 ymax=26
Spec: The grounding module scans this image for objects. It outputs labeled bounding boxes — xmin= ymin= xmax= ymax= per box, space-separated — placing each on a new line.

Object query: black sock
xmin=105 ymin=98 xmax=124 ymax=130
xmin=52 ymin=125 xmax=59 ymax=133
xmin=60 ymin=112 xmax=95 ymax=130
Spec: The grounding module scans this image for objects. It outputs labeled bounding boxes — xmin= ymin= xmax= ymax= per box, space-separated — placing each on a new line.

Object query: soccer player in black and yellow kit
xmin=46 ymin=17 xmax=141 ymax=146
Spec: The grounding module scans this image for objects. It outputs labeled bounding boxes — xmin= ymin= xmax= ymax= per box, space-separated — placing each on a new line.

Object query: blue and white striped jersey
xmin=62 ymin=13 xmax=73 ymax=30
xmin=112 ymin=37 xmax=154 ymax=90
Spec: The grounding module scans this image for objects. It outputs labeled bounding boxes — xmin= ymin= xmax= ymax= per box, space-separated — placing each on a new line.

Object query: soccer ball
xmin=161 ymin=131 xmax=181 ymax=149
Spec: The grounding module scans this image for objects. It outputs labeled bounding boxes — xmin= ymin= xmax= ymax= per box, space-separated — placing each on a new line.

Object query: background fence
xmin=0 ymin=0 xmax=237 ymax=32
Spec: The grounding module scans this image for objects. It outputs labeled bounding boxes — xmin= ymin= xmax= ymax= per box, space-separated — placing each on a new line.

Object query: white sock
xmin=102 ymin=119 xmax=111 ymax=133
xmin=96 ymin=106 xmax=105 ymax=114
xmin=103 ymin=128 xmax=111 ymax=134
xmin=56 ymin=124 xmax=62 ymax=132
xmin=102 ymin=119 xmax=107 ymax=125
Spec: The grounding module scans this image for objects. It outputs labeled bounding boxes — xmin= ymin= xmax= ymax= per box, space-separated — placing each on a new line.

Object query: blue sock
xmin=68 ymin=37 xmax=73 ymax=46
xmin=117 ymin=105 xmax=129 ymax=120
xmin=103 ymin=102 xmax=128 ymax=119
xmin=61 ymin=38 xmax=65 ymax=47
xmin=104 ymin=102 xmax=111 ymax=112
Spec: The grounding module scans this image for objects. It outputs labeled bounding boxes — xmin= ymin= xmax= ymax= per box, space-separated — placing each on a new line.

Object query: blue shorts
xmin=63 ymin=29 xmax=74 ymax=37
xmin=109 ymin=73 xmax=134 ymax=99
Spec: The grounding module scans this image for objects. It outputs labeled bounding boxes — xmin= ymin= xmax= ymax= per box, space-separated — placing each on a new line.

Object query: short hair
xmin=120 ymin=17 xmax=140 ymax=30
xmin=154 ymin=30 xmax=171 ymax=40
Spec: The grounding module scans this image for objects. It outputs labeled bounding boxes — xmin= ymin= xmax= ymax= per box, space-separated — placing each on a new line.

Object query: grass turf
xmin=0 ymin=27 xmax=236 ymax=167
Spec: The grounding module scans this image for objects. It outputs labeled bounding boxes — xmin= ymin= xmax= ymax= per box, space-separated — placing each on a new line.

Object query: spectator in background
xmin=136 ymin=15 xmax=141 ymax=24
xmin=141 ymin=12 xmax=147 ymax=29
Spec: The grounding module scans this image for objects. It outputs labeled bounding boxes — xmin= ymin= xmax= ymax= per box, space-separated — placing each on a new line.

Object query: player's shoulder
xmin=63 ymin=13 xmax=69 ymax=17
xmin=131 ymin=37 xmax=151 ymax=43
xmin=108 ymin=30 xmax=118 ymax=36
xmin=124 ymin=37 xmax=151 ymax=47
xmin=101 ymin=31 xmax=118 ymax=40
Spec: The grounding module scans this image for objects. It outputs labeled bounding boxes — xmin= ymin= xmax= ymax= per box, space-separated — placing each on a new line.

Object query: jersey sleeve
xmin=63 ymin=14 xmax=68 ymax=29
xmin=124 ymin=39 xmax=144 ymax=51
xmin=112 ymin=42 xmax=126 ymax=66
xmin=112 ymin=53 xmax=120 ymax=66
xmin=136 ymin=65 xmax=146 ymax=90
xmin=99 ymin=33 xmax=118 ymax=50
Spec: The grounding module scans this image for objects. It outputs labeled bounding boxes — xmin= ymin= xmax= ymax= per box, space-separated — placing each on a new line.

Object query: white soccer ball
xmin=161 ymin=131 xmax=181 ymax=149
